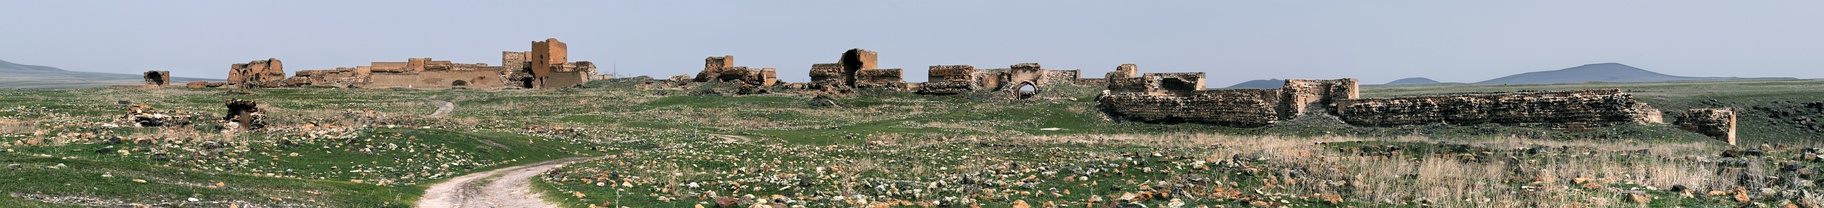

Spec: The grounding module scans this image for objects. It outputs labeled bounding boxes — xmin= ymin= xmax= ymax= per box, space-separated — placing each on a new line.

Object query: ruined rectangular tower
xmin=530 ymin=38 xmax=568 ymax=86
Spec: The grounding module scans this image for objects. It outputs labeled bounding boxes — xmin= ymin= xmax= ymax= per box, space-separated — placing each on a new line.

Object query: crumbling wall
xmin=1107 ymin=64 xmax=1138 ymax=79
xmin=810 ymin=48 xmax=900 ymax=91
xmin=1334 ymin=90 xmax=1663 ymax=128
xmin=693 ymin=56 xmax=778 ymax=86
xmin=915 ymin=65 xmax=978 ymax=95
xmin=228 ymin=58 xmax=285 ymax=88
xmin=1278 ymin=79 xmax=1359 ymax=118
xmin=853 ymin=68 xmax=906 ymax=89
xmin=1098 ymin=89 xmax=1284 ymax=127
xmin=359 ymin=70 xmax=507 ymax=89
xmin=143 ymin=70 xmax=170 ymax=86
xmin=1676 ymin=108 xmax=1737 ymax=145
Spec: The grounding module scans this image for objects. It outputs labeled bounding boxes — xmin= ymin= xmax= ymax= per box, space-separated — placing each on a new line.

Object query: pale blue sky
xmin=3 ymin=1 xmax=1820 ymax=86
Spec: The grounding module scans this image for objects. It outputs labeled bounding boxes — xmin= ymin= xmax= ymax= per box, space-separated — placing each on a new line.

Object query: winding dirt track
xmin=427 ymin=100 xmax=454 ymax=118
xmin=416 ymin=157 xmax=592 ymax=208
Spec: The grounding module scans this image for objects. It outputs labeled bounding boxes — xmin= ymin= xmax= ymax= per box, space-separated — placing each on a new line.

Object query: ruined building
xmin=913 ymin=62 xmax=1097 ymax=99
xmin=142 ymin=70 xmax=170 ymax=86
xmin=692 ymin=55 xmax=778 ymax=86
xmin=228 ymin=38 xmax=596 ymax=90
xmin=228 ymin=58 xmax=286 ymax=88
xmin=810 ymin=49 xmax=906 ymax=92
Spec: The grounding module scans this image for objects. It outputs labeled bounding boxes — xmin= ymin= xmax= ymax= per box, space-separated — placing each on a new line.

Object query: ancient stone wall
xmin=359 ymin=70 xmax=507 ymax=89
xmin=502 ymin=51 xmax=529 ymax=70
xmin=1676 ymin=108 xmax=1737 ymax=145
xmin=1098 ymin=89 xmax=1284 ymax=127
xmin=854 ymin=68 xmax=906 ymax=89
xmin=143 ymin=70 xmax=170 ymax=86
xmin=916 ymin=65 xmax=978 ymax=95
xmin=1334 ymin=90 xmax=1663 ymax=128
xmin=693 ymin=56 xmax=777 ymax=86
xmin=1108 ymin=64 xmax=1138 ymax=79
xmin=1278 ymin=79 xmax=1359 ymax=118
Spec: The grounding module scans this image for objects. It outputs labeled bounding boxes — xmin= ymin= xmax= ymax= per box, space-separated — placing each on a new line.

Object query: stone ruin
xmin=142 ymin=70 xmax=170 ymax=86
xmin=223 ymin=99 xmax=267 ymax=131
xmin=228 ymin=58 xmax=286 ymax=88
xmin=1098 ymin=70 xmax=1356 ymax=127
xmin=692 ymin=55 xmax=779 ymax=87
xmin=205 ymin=38 xmax=597 ymax=90
xmin=1675 ymin=108 xmax=1737 ymax=145
xmin=121 ymin=103 xmax=192 ymax=128
xmin=1334 ymin=90 xmax=1661 ymax=128
xmin=809 ymin=49 xmax=906 ymax=93
xmin=913 ymin=62 xmax=1097 ymax=99
xmin=1097 ymin=69 xmax=1739 ymax=144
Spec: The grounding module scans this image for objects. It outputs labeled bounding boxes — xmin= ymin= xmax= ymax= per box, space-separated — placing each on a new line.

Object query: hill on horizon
xmin=0 ymin=59 xmax=214 ymax=89
xmin=1475 ymin=63 xmax=1728 ymax=85
xmin=1223 ymin=79 xmax=1285 ymax=89
xmin=1384 ymin=77 xmax=1442 ymax=85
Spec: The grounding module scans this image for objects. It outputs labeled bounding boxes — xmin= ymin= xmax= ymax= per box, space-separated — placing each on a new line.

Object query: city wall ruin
xmin=693 ymin=55 xmax=779 ymax=87
xmin=207 ymin=38 xmax=597 ymax=90
xmin=1334 ymin=90 xmax=1663 ymax=128
xmin=1097 ymin=69 xmax=1734 ymax=144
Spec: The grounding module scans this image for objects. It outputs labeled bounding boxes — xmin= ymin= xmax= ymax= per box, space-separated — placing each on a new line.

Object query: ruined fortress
xmin=192 ymin=38 xmax=598 ymax=89
xmin=171 ymin=40 xmax=1739 ymax=144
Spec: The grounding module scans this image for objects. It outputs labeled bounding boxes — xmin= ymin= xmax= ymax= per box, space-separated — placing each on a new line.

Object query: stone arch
xmin=1011 ymin=81 xmax=1040 ymax=99
xmin=451 ymin=80 xmax=469 ymax=88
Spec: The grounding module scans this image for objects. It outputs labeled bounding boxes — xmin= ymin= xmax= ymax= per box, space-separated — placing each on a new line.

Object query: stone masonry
xmin=143 ymin=70 xmax=170 ymax=86
xmin=1333 ymin=90 xmax=1663 ymax=128
xmin=1675 ymin=108 xmax=1737 ymax=145
xmin=693 ymin=55 xmax=778 ymax=86
xmin=809 ymin=49 xmax=905 ymax=92
xmin=228 ymin=58 xmax=285 ymax=88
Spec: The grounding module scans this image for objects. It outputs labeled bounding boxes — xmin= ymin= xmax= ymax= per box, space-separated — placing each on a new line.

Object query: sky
xmin=2 ymin=1 xmax=1821 ymax=87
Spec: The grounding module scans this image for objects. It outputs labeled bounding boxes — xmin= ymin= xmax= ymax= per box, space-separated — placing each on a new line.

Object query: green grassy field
xmin=0 ymin=79 xmax=1818 ymax=207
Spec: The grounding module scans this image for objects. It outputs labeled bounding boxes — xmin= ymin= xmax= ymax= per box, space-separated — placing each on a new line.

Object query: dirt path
xmin=428 ymin=100 xmax=454 ymax=118
xmin=711 ymin=133 xmax=751 ymax=143
xmin=416 ymin=157 xmax=593 ymax=208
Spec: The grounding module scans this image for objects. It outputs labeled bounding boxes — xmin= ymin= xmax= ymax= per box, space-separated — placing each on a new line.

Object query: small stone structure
xmin=809 ymin=49 xmax=905 ymax=92
xmin=142 ymin=71 xmax=170 ymax=86
xmin=693 ymin=55 xmax=778 ymax=86
xmin=223 ymin=99 xmax=267 ymax=131
xmin=1675 ymin=108 xmax=1737 ymax=145
xmin=228 ymin=58 xmax=286 ymax=88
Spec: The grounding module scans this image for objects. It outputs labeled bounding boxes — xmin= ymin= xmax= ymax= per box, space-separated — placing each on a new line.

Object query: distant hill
xmin=1475 ymin=63 xmax=1728 ymax=85
xmin=1384 ymin=77 xmax=1441 ymax=85
xmin=0 ymin=59 xmax=213 ymax=89
xmin=1224 ymin=79 xmax=1285 ymax=89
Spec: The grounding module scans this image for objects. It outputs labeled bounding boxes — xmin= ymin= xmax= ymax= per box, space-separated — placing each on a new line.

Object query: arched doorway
xmin=1013 ymin=82 xmax=1038 ymax=99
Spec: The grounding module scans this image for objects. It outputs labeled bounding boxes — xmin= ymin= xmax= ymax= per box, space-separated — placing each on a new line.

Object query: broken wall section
xmin=143 ymin=71 xmax=170 ymax=86
xmin=1675 ymin=108 xmax=1737 ymax=145
xmin=1333 ymin=89 xmax=1664 ymax=128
